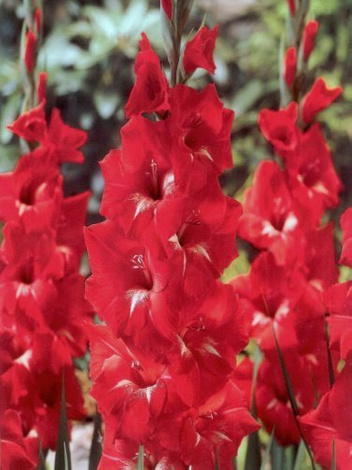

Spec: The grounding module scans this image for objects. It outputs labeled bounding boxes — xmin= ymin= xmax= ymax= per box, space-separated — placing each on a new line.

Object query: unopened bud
xmin=284 ymin=47 xmax=296 ymax=88
xmin=34 ymin=7 xmax=42 ymax=35
xmin=287 ymin=0 xmax=295 ymax=16
xmin=24 ymin=29 xmax=36 ymax=74
xmin=303 ymin=20 xmax=318 ymax=61
xmin=37 ymin=72 xmax=47 ymax=103
xmin=161 ymin=0 xmax=173 ymax=21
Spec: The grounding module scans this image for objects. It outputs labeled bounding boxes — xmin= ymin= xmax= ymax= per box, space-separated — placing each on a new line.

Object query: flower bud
xmin=287 ymin=0 xmax=295 ymax=16
xmin=35 ymin=7 xmax=42 ymax=34
xmin=24 ymin=29 xmax=36 ymax=74
xmin=284 ymin=47 xmax=296 ymax=88
xmin=161 ymin=0 xmax=173 ymax=21
xmin=37 ymin=72 xmax=47 ymax=103
xmin=303 ymin=20 xmax=319 ymax=61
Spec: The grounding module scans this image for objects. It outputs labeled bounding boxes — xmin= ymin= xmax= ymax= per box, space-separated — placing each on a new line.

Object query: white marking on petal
xmin=283 ymin=212 xmax=298 ymax=232
xmin=261 ymin=222 xmax=278 ymax=237
xmin=313 ymin=182 xmax=330 ymax=196
xmin=162 ymin=172 xmax=175 ymax=196
xmin=130 ymin=194 xmax=153 ymax=218
xmin=145 ymin=386 xmax=153 ymax=403
xmin=199 ymin=147 xmax=214 ymax=162
xmin=267 ymin=398 xmax=278 ymax=410
xmin=252 ymin=312 xmax=271 ymax=327
xmin=15 ymin=349 xmax=32 ymax=369
xmin=126 ymin=289 xmax=149 ymax=317
xmin=168 ymin=234 xmax=182 ymax=250
xmin=276 ymin=300 xmax=290 ymax=319
xmin=189 ymin=244 xmax=211 ymax=262
xmin=113 ymin=379 xmax=134 ymax=390
xmin=16 ymin=283 xmax=31 ymax=298
xmin=306 ymin=354 xmax=318 ymax=366
xmin=201 ymin=342 xmax=222 ymax=357
xmin=212 ymin=431 xmax=232 ymax=442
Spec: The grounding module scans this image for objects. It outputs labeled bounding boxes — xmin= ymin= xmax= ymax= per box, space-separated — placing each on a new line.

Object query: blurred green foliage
xmin=0 ymin=0 xmax=351 ymax=221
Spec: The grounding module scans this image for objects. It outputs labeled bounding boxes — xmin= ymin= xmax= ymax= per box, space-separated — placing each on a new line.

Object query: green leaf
xmin=137 ymin=444 xmax=144 ymax=470
xmin=215 ymin=447 xmax=220 ymax=470
xmin=37 ymin=442 xmax=46 ymax=470
xmin=89 ymin=413 xmax=102 ymax=470
xmin=324 ymin=317 xmax=335 ymax=389
xmin=54 ymin=372 xmax=72 ymax=470
xmin=260 ymin=428 xmax=275 ymax=470
xmin=293 ymin=440 xmax=306 ymax=470
xmin=270 ymin=438 xmax=285 ymax=470
xmin=245 ymin=431 xmax=261 ymax=470
xmin=331 ymin=439 xmax=336 ymax=470
xmin=94 ymin=90 xmax=120 ymax=120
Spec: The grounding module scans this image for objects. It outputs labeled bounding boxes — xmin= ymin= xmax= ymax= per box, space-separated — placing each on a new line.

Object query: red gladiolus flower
xmin=125 ymin=34 xmax=170 ymax=118
xmin=340 ymin=208 xmax=352 ymax=266
xmin=299 ymin=359 xmax=352 ymax=469
xmin=0 ymin=410 xmax=38 ymax=470
xmin=238 ymin=160 xmax=307 ymax=265
xmin=231 ymin=251 xmax=304 ymax=350
xmin=284 ymin=123 xmax=342 ymax=211
xmin=284 ymin=47 xmax=296 ymax=88
xmin=324 ymin=281 xmax=352 ymax=360
xmin=0 ymin=150 xmax=62 ymax=230
xmin=8 ymin=101 xmax=47 ymax=142
xmin=183 ymin=26 xmax=219 ymax=76
xmin=303 ymin=20 xmax=319 ymax=61
xmin=256 ymin=350 xmax=330 ymax=446
xmin=89 ymin=324 xmax=168 ymax=443
xmin=8 ymin=104 xmax=87 ymax=163
xmin=302 ymin=78 xmax=342 ymax=124
xmin=99 ymin=116 xmax=177 ymax=237
xmin=258 ymin=102 xmax=298 ymax=158
xmin=85 ymin=219 xmax=180 ymax=339
xmin=86 ymin=26 xmax=256 ymax=466
xmin=178 ymin=380 xmax=260 ymax=468
xmin=2 ymin=34 xmax=89 ymax=455
xmin=168 ymin=84 xmax=235 ymax=177
xmin=47 ymin=108 xmax=87 ymax=163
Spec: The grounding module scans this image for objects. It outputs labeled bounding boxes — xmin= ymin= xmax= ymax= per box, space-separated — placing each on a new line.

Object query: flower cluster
xmin=298 ymin=209 xmax=352 ymax=468
xmin=85 ymin=20 xmax=259 ymax=469
xmin=0 ymin=9 xmax=90 ymax=462
xmin=231 ymin=0 xmax=345 ymax=454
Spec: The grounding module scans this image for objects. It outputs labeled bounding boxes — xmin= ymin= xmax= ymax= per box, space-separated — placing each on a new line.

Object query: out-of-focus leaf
xmin=40 ymin=33 xmax=84 ymax=68
xmin=0 ymin=145 xmax=19 ymax=171
xmin=215 ymin=448 xmax=220 ymax=470
xmin=37 ymin=442 xmax=46 ymax=470
xmin=260 ymin=428 xmax=275 ymax=470
xmin=232 ymin=80 xmax=265 ymax=116
xmin=245 ymin=431 xmax=261 ymax=470
xmin=271 ymin=438 xmax=285 ymax=470
xmin=94 ymin=90 xmax=120 ymax=119
xmin=221 ymin=249 xmax=250 ymax=283
xmin=331 ymin=439 xmax=336 ymax=470
xmin=54 ymin=373 xmax=72 ymax=470
xmin=88 ymin=413 xmax=102 ymax=470
xmin=137 ymin=444 xmax=144 ymax=470
xmin=293 ymin=441 xmax=306 ymax=470
xmin=0 ymin=92 xmax=21 ymax=144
